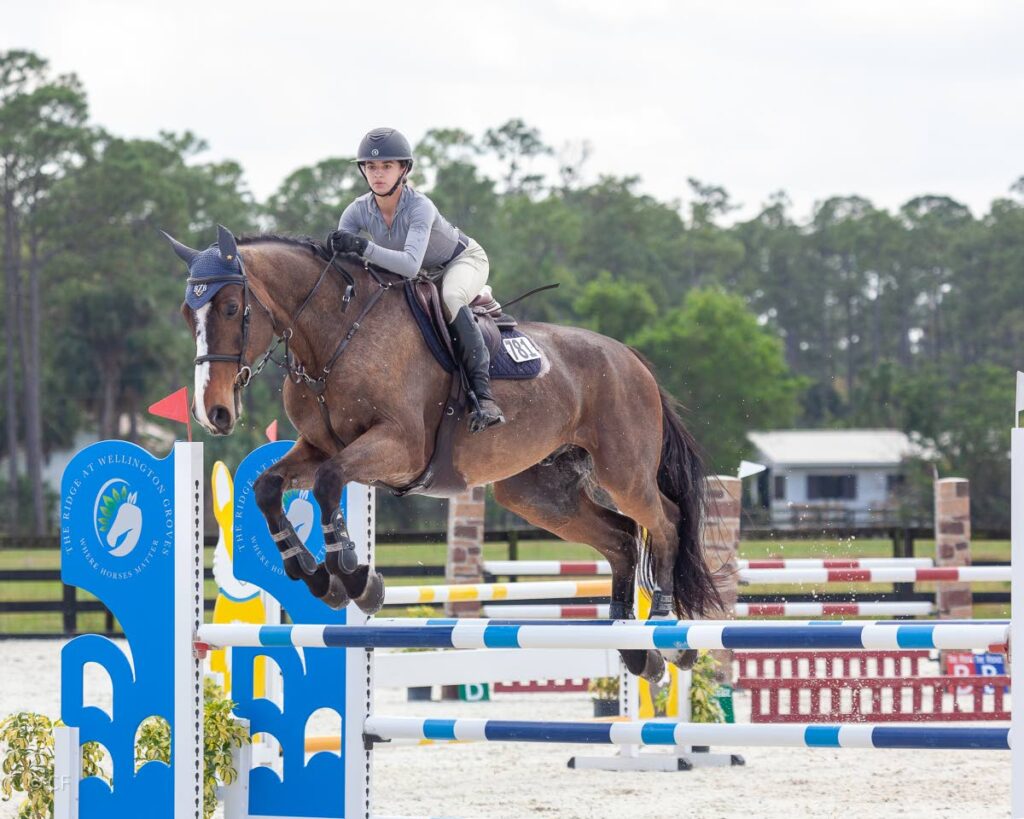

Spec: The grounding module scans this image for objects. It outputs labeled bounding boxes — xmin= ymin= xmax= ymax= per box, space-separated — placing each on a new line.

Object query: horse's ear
xmin=217 ymin=224 xmax=239 ymax=263
xmin=160 ymin=230 xmax=199 ymax=266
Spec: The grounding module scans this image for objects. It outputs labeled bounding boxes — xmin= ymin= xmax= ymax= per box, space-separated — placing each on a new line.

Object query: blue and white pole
xmin=197 ymin=620 xmax=1010 ymax=652
xmin=364 ymin=717 xmax=1010 ymax=751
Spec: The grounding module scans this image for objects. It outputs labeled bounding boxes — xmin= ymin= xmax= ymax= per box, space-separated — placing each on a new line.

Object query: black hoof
xmin=354 ymin=570 xmax=385 ymax=615
xmin=339 ymin=564 xmax=369 ymax=599
xmin=666 ymin=649 xmax=698 ymax=671
xmin=318 ymin=573 xmax=351 ymax=610
xmin=619 ymin=649 xmax=650 ymax=677
xmin=298 ymin=563 xmax=330 ymax=600
xmin=641 ymin=651 xmax=667 ymax=682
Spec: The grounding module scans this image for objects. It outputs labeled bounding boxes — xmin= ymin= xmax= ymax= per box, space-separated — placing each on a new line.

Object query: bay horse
xmin=165 ymin=226 xmax=721 ymax=680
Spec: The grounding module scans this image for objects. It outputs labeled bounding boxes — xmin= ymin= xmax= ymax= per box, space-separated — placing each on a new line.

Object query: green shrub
xmin=0 ymin=679 xmax=250 ymax=819
xmin=587 ymin=676 xmax=619 ymax=701
xmin=689 ymin=651 xmax=725 ymax=724
xmin=0 ymin=712 xmax=107 ymax=819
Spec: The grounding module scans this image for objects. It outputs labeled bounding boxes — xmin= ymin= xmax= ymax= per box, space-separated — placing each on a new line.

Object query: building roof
xmin=747 ymin=429 xmax=921 ymax=468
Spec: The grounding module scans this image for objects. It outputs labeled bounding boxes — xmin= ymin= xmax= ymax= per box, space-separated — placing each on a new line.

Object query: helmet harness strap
xmin=358 ymin=160 xmax=411 ymax=198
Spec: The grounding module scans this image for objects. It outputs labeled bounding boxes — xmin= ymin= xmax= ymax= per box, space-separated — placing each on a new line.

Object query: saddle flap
xmin=414 ymin=279 xmax=504 ymax=358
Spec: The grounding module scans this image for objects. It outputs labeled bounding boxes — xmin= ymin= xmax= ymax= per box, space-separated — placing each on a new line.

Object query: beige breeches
xmin=441 ymin=239 xmax=489 ymax=321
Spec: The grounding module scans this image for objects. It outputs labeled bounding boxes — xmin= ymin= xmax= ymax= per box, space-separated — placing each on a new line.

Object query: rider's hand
xmin=326 ymin=230 xmax=368 ymax=256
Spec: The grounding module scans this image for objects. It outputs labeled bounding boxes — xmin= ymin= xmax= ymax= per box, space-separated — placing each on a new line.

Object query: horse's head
xmin=163 ymin=225 xmax=276 ymax=435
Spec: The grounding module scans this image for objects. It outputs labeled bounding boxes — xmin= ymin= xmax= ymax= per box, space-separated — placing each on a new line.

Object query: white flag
xmin=738 ymin=460 xmax=767 ymax=480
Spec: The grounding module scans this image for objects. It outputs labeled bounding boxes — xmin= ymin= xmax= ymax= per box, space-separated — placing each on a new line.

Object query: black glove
xmin=326 ymin=230 xmax=368 ymax=256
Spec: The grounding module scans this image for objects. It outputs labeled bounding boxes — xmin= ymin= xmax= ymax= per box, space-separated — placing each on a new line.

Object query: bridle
xmin=188 ymin=246 xmax=398 ymax=445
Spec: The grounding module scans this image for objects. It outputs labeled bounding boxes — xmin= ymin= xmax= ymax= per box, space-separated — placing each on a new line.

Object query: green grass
xmin=0 ymin=537 xmax=1010 ymax=634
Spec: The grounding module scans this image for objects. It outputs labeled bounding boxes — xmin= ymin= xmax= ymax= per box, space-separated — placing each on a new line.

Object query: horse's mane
xmin=236 ymin=233 xmax=395 ymax=280
xmin=237 ymin=233 xmax=333 ymax=262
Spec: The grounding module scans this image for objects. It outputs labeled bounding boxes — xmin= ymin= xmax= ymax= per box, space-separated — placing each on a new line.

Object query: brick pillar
xmin=934 ymin=478 xmax=972 ymax=627
xmin=445 ymin=486 xmax=485 ymax=618
xmin=703 ymin=476 xmax=741 ymax=682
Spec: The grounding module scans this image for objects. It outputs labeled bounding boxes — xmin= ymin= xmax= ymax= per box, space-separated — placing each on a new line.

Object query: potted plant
xmin=588 ymin=676 xmax=620 ymax=717
xmin=688 ymin=651 xmax=725 ymax=752
xmin=402 ymin=605 xmax=439 ymax=701
xmin=0 ymin=679 xmax=248 ymax=819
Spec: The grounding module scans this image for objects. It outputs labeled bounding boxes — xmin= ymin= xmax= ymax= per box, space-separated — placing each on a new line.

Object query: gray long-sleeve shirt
xmin=338 ymin=187 xmax=464 ymax=278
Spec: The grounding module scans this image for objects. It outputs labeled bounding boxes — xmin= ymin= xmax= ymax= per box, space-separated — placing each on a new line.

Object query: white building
xmin=746 ymin=429 xmax=925 ymax=527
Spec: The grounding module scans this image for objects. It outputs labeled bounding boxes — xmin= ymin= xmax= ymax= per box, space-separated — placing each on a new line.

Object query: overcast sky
xmin=5 ymin=0 xmax=1022 ymax=223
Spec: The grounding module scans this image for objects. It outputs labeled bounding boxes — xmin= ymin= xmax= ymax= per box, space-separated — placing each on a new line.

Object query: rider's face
xmin=363 ymin=160 xmax=405 ymax=196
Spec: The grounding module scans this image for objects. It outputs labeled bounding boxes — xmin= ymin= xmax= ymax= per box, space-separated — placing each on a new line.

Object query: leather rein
xmin=188 ymin=248 xmax=397 ymax=449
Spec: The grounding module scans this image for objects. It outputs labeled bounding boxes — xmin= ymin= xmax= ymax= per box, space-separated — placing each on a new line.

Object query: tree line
xmin=2 ymin=50 xmax=1021 ymax=533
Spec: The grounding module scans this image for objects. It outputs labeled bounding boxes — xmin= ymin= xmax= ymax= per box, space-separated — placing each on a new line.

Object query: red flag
xmin=149 ymin=387 xmax=192 ymax=442
xmin=265 ymin=419 xmax=278 ymax=442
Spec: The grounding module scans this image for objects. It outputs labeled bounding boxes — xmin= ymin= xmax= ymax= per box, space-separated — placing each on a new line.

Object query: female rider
xmin=327 ymin=127 xmax=504 ymax=433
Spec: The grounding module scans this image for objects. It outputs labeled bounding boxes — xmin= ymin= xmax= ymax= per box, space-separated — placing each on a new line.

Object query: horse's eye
xmin=224 ymin=302 xmax=239 ymax=318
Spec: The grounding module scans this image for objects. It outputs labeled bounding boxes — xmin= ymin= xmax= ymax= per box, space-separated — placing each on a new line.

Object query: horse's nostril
xmin=209 ymin=405 xmax=232 ymax=431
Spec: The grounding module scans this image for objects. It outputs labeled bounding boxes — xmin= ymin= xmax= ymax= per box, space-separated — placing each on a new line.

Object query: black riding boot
xmin=450 ymin=306 xmax=506 ymax=433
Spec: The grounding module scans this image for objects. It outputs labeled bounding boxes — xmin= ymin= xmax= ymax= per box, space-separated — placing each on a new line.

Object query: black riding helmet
xmin=354 ymin=127 xmax=413 ymax=196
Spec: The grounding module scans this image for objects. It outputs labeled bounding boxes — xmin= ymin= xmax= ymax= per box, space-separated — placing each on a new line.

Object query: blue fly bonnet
xmin=162 ymin=225 xmax=245 ymax=309
xmin=162 ymin=225 xmax=256 ymax=413
xmin=182 ymin=247 xmax=244 ymax=309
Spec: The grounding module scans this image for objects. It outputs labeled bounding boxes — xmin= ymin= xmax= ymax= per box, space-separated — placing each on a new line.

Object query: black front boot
xmin=450 ymin=306 xmax=506 ymax=433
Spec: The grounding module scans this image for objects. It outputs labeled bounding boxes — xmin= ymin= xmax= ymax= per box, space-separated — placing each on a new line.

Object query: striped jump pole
xmin=738 ymin=566 xmax=1010 ymax=584
xmin=483 ymin=558 xmax=936 ymax=576
xmin=374 ymin=564 xmax=1011 ymax=609
xmin=740 ymin=558 xmax=934 ymax=569
xmin=197 ymin=619 xmax=1010 ymax=652
xmin=735 ymin=601 xmax=935 ymax=617
xmin=482 ymin=604 xmax=612 ymax=619
xmin=482 ymin=602 xmax=936 ymax=619
xmin=384 ymin=578 xmax=612 ymax=605
xmin=364 ymin=716 xmax=1010 ymax=751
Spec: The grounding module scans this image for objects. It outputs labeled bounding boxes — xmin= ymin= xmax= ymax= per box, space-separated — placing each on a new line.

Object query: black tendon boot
xmin=450 ymin=306 xmax=505 ymax=433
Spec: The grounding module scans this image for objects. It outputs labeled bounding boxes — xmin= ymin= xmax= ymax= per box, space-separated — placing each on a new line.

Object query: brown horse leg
xmin=493 ymin=449 xmax=666 ymax=683
xmin=253 ymin=438 xmax=350 ymax=609
xmin=583 ymin=386 xmax=721 ymax=672
xmin=588 ymin=481 xmax=700 ymax=671
xmin=312 ymin=428 xmax=423 ymax=614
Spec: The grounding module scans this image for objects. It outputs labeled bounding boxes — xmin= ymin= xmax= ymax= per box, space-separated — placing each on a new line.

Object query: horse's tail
xmin=632 ymin=350 xmax=723 ymax=618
